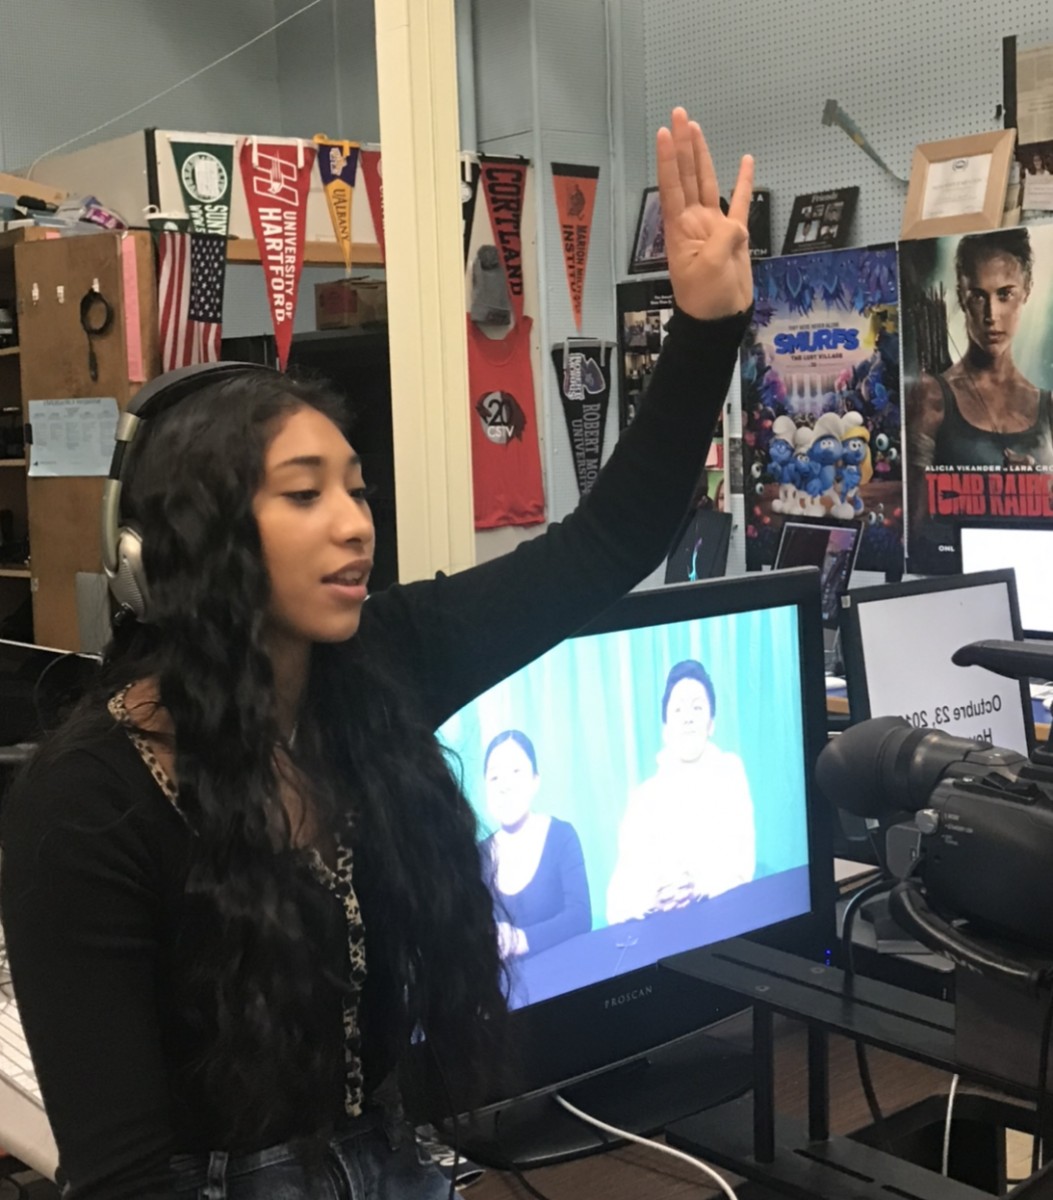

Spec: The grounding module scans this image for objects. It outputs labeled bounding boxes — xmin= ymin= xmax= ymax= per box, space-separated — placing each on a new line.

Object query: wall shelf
xmin=0 ymin=458 xmax=26 ymax=467
xmin=0 ymin=347 xmax=20 ymax=358
xmin=0 ymin=567 xmax=31 ymax=579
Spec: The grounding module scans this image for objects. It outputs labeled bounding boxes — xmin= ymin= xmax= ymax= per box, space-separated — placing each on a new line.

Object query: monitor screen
xmin=840 ymin=570 xmax=1032 ymax=754
xmin=959 ymin=523 xmax=1053 ymax=638
xmin=664 ymin=509 xmax=731 ymax=585
xmin=773 ymin=518 xmax=862 ymax=627
xmin=438 ymin=585 xmax=815 ymax=1012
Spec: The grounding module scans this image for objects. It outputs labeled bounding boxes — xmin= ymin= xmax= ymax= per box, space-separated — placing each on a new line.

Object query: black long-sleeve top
xmin=0 ymin=307 xmax=747 ymax=1198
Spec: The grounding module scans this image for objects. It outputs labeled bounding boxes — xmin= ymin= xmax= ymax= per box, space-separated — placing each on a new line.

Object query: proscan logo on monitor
xmin=603 ymin=984 xmax=653 ymax=1010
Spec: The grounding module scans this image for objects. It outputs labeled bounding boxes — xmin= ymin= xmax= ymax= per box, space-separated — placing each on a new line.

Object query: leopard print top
xmin=108 ymin=686 xmax=368 ymax=1118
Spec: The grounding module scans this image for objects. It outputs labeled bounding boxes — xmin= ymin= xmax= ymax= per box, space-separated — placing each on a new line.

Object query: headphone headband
xmin=102 ymin=360 xmax=282 ymax=617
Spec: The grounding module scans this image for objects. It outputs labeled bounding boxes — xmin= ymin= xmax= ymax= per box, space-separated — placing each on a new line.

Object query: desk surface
xmin=469 ymin=1014 xmax=954 ymax=1200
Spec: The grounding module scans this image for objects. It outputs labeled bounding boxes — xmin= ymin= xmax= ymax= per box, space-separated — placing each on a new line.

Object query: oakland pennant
xmin=359 ymin=148 xmax=384 ymax=260
xmin=239 ymin=138 xmax=316 ymax=369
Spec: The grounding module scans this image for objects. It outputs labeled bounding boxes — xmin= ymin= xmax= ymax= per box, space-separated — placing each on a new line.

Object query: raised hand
xmin=656 ymin=107 xmax=754 ymax=322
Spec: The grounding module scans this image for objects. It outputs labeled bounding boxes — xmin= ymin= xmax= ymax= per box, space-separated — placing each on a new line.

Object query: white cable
xmin=941 ymin=1073 xmax=960 ymax=1176
xmin=25 ymin=0 xmax=326 ymax=178
xmin=554 ymin=1093 xmax=738 ymax=1200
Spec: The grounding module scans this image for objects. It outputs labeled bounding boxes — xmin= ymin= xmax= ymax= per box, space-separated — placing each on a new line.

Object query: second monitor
xmin=773 ymin=516 xmax=863 ymax=628
xmin=958 ymin=519 xmax=1053 ymax=639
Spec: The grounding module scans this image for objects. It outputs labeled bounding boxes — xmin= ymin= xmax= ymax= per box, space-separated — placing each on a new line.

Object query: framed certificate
xmin=628 ymin=187 xmax=667 ymax=274
xmin=901 ymin=130 xmax=1016 ymax=240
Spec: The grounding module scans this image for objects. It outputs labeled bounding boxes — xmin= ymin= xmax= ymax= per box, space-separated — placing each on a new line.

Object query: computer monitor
xmin=958 ymin=519 xmax=1053 ymax=639
xmin=0 ymin=639 xmax=100 ymax=747
xmin=432 ymin=568 xmax=834 ymax=1164
xmin=664 ymin=509 xmax=731 ymax=584
xmin=773 ymin=516 xmax=863 ymax=629
xmin=840 ymin=570 xmax=1032 ymax=755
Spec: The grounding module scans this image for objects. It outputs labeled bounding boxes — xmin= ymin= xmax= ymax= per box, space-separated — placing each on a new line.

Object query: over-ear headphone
xmin=101 ymin=361 xmax=280 ymax=621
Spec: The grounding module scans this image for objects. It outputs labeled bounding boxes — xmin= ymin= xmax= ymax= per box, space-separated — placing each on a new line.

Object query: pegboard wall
xmin=639 ymin=0 xmax=1052 ymax=250
xmin=0 ymin=0 xmax=283 ymax=173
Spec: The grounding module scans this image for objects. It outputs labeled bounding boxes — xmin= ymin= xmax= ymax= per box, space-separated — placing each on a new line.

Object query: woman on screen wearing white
xmin=481 ymin=730 xmax=591 ymax=960
xmin=607 ymin=660 xmax=756 ymax=926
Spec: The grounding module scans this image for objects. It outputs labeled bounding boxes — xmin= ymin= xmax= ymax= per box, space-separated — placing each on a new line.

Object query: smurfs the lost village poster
xmin=740 ymin=246 xmax=903 ymax=573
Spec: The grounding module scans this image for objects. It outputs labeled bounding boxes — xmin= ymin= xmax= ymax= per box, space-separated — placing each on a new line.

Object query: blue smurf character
xmin=788 ymin=426 xmax=819 ymax=516
xmin=805 ymin=413 xmax=842 ymax=514
xmin=768 ymin=415 xmax=797 ymax=513
xmin=832 ymin=413 xmax=872 ymax=519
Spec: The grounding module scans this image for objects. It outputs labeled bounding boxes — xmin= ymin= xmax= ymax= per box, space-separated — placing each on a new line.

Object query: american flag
xmin=157 ymin=232 xmax=226 ymax=371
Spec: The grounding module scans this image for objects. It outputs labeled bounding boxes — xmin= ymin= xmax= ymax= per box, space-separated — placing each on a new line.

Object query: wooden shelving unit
xmin=0 ymin=227 xmax=159 ymax=649
xmin=226 ymin=237 xmax=383 ymax=267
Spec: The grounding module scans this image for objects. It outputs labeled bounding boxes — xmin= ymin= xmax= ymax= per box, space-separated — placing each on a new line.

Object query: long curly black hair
xmin=17 ymin=371 xmax=506 ymax=1146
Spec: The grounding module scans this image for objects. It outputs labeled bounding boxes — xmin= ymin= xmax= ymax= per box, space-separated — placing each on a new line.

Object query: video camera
xmin=817 ymin=639 xmax=1053 ymax=994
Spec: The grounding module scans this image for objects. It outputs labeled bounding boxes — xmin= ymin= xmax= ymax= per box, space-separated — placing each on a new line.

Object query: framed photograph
xmin=901 ymin=130 xmax=1016 ymax=240
xmin=781 ymin=188 xmax=859 ymax=256
xmin=629 ymin=186 xmax=667 ymax=274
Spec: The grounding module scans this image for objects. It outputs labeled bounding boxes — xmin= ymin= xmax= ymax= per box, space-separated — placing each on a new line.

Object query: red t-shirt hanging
xmin=467 ymin=315 xmax=546 ymax=529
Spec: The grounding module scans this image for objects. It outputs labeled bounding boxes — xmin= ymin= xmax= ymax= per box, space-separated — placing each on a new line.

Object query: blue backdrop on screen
xmin=439 ymin=605 xmax=810 ymax=931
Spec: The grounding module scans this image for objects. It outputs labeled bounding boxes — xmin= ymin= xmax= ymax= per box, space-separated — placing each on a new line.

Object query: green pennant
xmin=168 ymin=137 xmax=236 ymax=238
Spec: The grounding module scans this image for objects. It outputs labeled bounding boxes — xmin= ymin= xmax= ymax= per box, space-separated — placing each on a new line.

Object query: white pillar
xmin=374 ymin=0 xmax=475 ymax=581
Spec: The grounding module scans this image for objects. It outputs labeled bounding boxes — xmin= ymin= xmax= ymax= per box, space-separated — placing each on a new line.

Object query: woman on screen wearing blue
xmin=607 ymin=660 xmax=756 ymax=925
xmin=1 ymin=110 xmax=754 ymax=1199
xmin=481 ymin=731 xmax=591 ymax=960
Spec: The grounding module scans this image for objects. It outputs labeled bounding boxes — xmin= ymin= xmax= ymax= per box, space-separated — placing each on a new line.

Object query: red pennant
xmin=239 ymin=139 xmax=316 ymax=369
xmin=552 ymin=164 xmax=599 ymax=333
xmin=480 ymin=158 xmax=528 ymax=323
xmin=359 ymin=148 xmax=385 ymax=261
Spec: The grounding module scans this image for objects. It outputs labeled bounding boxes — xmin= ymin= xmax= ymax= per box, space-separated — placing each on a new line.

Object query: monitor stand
xmin=454 ymin=1026 xmax=753 ymax=1170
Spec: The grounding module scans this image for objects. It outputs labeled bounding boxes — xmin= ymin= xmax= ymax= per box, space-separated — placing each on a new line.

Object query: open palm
xmin=656 ymin=108 xmax=754 ymax=321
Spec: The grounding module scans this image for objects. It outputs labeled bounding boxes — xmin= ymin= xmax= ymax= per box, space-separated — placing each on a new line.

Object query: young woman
xmin=907 ymin=227 xmax=1052 ymax=542
xmin=481 ymin=730 xmax=591 ymax=960
xmin=0 ymin=109 xmax=754 ymax=1199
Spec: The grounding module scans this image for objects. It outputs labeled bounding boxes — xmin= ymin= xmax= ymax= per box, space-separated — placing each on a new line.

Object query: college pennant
xmin=460 ymin=154 xmax=481 ymax=267
xmin=550 ymin=339 xmax=612 ymax=496
xmin=359 ymin=147 xmax=385 ymax=261
xmin=313 ymin=135 xmax=359 ymax=275
xmin=168 ymin=135 xmax=237 ymax=238
xmin=551 ymin=163 xmax=599 ymax=332
xmin=239 ymin=138 xmax=316 ymax=369
xmin=480 ymin=156 xmax=528 ymax=322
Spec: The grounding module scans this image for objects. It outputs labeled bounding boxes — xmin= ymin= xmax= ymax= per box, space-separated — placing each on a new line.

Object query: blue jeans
xmin=168 ymin=1113 xmax=450 ymax=1200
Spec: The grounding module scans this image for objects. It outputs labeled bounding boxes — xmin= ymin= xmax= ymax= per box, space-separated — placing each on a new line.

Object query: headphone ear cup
xmin=111 ymin=526 xmax=150 ymax=621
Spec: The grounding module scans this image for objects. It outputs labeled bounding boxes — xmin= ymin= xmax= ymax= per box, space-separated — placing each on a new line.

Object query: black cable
xmin=841 ymin=877 xmax=894 ymax=1147
xmin=1030 ymin=982 xmax=1053 ymax=1177
xmin=840 ymin=877 xmax=891 ymax=977
xmin=493 ymin=1109 xmax=558 ymax=1200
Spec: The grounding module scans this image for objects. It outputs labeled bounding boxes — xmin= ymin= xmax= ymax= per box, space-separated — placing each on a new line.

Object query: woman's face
xmin=253 ymin=406 xmax=375 ymax=646
xmin=663 ymin=677 xmax=714 ymax=763
xmin=485 ymin=739 xmax=539 ymax=831
xmin=959 ymin=252 xmax=1030 ymax=358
